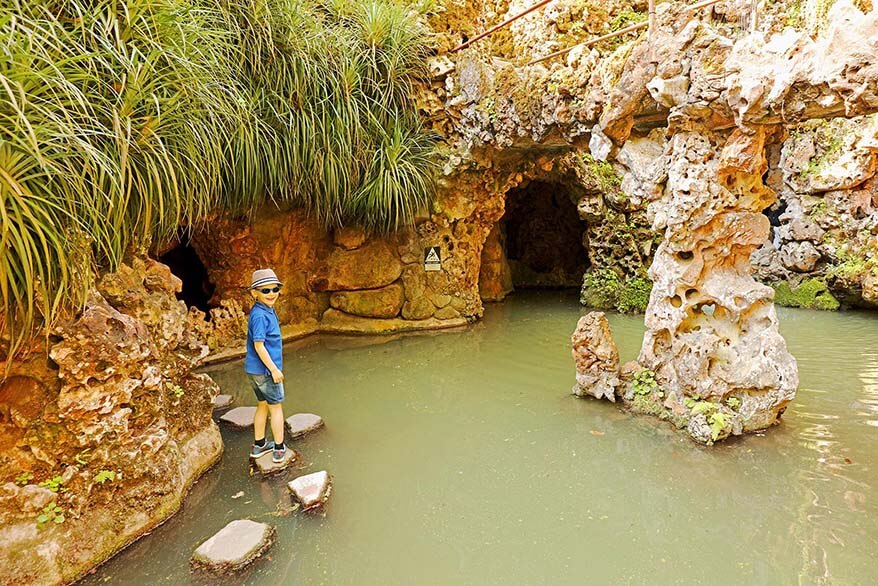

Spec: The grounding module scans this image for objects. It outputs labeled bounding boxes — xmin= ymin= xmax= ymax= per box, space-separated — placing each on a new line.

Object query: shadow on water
xmin=82 ymin=293 xmax=878 ymax=585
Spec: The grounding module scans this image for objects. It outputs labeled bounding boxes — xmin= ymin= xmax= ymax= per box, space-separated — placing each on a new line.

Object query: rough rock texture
xmin=330 ymin=283 xmax=405 ymax=319
xmin=213 ymin=394 xmax=234 ymax=411
xmin=285 ymin=414 xmax=324 ymax=439
xmin=571 ymin=313 xmax=620 ymax=401
xmin=288 ymin=471 xmax=332 ymax=510
xmin=0 ymin=257 xmax=222 ymax=584
xmin=190 ymin=519 xmax=276 ymax=575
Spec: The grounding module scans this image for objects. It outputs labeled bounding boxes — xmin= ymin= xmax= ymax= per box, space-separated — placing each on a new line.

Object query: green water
xmin=83 ymin=291 xmax=878 ymax=585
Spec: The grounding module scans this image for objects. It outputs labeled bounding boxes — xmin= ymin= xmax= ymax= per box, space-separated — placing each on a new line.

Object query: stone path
xmin=213 ymin=394 xmax=234 ymax=411
xmin=288 ymin=471 xmax=332 ymax=510
xmin=219 ymin=406 xmax=256 ymax=428
xmin=252 ymin=448 xmax=298 ymax=476
xmin=190 ymin=519 xmax=275 ymax=574
xmin=285 ymin=413 xmax=324 ymax=438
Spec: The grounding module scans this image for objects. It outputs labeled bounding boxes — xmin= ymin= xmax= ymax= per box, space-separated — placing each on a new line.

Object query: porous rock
xmin=571 ymin=312 xmax=620 ymax=402
xmin=190 ymin=519 xmax=276 ymax=574
xmin=288 ymin=471 xmax=332 ymax=510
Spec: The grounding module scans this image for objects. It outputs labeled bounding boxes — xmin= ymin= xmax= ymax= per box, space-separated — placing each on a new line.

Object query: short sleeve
xmin=250 ymin=313 xmax=270 ymax=342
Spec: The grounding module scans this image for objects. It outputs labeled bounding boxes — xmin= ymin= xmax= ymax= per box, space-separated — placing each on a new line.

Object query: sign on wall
xmin=424 ymin=246 xmax=441 ymax=271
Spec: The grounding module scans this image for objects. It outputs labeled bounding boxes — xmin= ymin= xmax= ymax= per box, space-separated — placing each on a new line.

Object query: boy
xmin=245 ymin=268 xmax=287 ymax=463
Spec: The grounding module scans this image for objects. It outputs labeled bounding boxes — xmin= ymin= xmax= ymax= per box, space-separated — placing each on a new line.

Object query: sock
xmin=274 ymin=442 xmax=285 ymax=451
xmin=254 ymin=438 xmax=266 ymax=447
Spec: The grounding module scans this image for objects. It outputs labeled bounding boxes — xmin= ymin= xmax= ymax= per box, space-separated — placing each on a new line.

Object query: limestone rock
xmin=402 ymin=297 xmax=435 ymax=320
xmin=285 ymin=413 xmax=324 ymax=439
xmin=311 ymin=240 xmax=402 ymax=291
xmin=333 ymin=226 xmax=368 ymax=250
xmin=219 ymin=407 xmax=257 ymax=429
xmin=190 ymin=519 xmax=276 ymax=574
xmin=329 ymin=283 xmax=404 ymax=318
xmin=780 ymin=241 xmax=821 ymax=272
xmin=288 ymin=471 xmax=332 ymax=510
xmin=571 ymin=312 xmax=620 ymax=402
xmin=252 ymin=448 xmax=297 ymax=476
xmin=213 ymin=395 xmax=234 ymax=411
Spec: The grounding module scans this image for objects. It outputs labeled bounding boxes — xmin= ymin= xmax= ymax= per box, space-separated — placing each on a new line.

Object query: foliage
xmin=772 ymin=279 xmax=840 ymax=311
xmin=581 ymin=267 xmax=652 ymax=314
xmin=94 ymin=470 xmax=116 ymax=484
xmin=582 ymin=153 xmax=622 ymax=193
xmin=726 ymin=397 xmax=741 ymax=410
xmin=74 ymin=450 xmax=91 ymax=466
xmin=169 ymin=384 xmax=184 ymax=399
xmin=38 ymin=475 xmax=67 ymax=493
xmin=610 ymin=9 xmax=647 ymax=32
xmin=0 ymin=0 xmax=436 ymax=354
xmin=707 ymin=411 xmax=728 ymax=441
xmin=14 ymin=471 xmax=33 ymax=486
xmin=632 ymin=369 xmax=659 ymax=396
xmin=36 ymin=502 xmax=65 ymax=526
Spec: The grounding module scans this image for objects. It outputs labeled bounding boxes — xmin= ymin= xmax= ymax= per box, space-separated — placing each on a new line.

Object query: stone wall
xmin=0 ymin=258 xmax=222 ymax=584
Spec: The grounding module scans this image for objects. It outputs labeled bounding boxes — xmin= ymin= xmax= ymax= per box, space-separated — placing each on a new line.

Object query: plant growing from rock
xmin=36 ymin=502 xmax=65 ymax=527
xmin=14 ymin=472 xmax=33 ymax=486
xmin=38 ymin=476 xmax=67 ymax=493
xmin=93 ymin=470 xmax=116 ymax=485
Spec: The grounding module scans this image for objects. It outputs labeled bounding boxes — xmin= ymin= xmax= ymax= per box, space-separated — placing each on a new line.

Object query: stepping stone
xmin=285 ymin=413 xmax=324 ymax=439
xmin=288 ymin=471 xmax=332 ymax=510
xmin=252 ymin=448 xmax=298 ymax=477
xmin=213 ymin=394 xmax=234 ymax=411
xmin=190 ymin=519 xmax=276 ymax=575
xmin=219 ymin=406 xmax=256 ymax=429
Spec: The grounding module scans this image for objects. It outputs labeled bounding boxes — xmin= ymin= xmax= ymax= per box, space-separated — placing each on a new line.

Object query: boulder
xmin=252 ymin=448 xmax=297 ymax=476
xmin=285 ymin=413 xmax=324 ymax=439
xmin=190 ymin=519 xmax=276 ymax=574
xmin=219 ymin=407 xmax=256 ymax=429
xmin=333 ymin=226 xmax=368 ymax=250
xmin=212 ymin=394 xmax=234 ymax=411
xmin=780 ymin=241 xmax=822 ymax=272
xmin=329 ymin=283 xmax=404 ymax=318
xmin=311 ymin=240 xmax=402 ymax=291
xmin=571 ymin=312 xmax=621 ymax=401
xmin=288 ymin=471 xmax=332 ymax=510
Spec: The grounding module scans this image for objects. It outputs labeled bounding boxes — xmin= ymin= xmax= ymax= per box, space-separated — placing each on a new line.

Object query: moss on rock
xmin=772 ymin=279 xmax=840 ymax=310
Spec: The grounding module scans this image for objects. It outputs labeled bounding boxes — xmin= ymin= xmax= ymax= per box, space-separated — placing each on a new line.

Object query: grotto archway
xmin=479 ymin=181 xmax=589 ymax=300
xmin=158 ymin=230 xmax=216 ymax=314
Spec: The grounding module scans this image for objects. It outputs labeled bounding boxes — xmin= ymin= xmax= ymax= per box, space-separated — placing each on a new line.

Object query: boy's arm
xmin=254 ymin=341 xmax=284 ymax=384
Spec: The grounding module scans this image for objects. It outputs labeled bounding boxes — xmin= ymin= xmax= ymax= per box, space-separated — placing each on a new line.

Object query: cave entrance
xmin=480 ymin=181 xmax=589 ymax=300
xmin=158 ymin=230 xmax=215 ymax=314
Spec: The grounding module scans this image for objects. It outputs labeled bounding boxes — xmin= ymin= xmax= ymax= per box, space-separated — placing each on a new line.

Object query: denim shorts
xmin=248 ymin=373 xmax=285 ymax=405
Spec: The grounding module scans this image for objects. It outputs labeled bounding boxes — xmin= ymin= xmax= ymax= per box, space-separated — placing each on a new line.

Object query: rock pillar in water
xmin=571 ymin=312 xmax=620 ymax=401
xmin=638 ymin=126 xmax=798 ymax=442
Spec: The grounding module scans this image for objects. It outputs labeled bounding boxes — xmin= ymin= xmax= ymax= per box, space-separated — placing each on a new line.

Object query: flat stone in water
xmin=213 ymin=394 xmax=234 ymax=411
xmin=219 ymin=406 xmax=256 ymax=429
xmin=190 ymin=519 xmax=275 ymax=575
xmin=285 ymin=413 xmax=324 ymax=438
xmin=252 ymin=448 xmax=297 ymax=476
xmin=288 ymin=470 xmax=332 ymax=510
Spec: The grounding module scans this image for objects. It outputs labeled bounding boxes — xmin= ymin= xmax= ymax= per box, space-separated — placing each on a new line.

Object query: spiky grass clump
xmin=0 ymin=0 xmax=436 ymax=356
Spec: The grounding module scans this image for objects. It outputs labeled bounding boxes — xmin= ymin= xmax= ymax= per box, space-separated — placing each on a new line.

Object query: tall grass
xmin=0 ymin=0 xmax=437 ymax=357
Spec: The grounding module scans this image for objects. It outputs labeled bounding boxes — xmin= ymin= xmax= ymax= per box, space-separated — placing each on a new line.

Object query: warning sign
xmin=424 ymin=246 xmax=441 ymax=271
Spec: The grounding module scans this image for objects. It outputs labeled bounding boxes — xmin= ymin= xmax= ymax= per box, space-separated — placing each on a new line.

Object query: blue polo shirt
xmin=245 ymin=302 xmax=283 ymax=375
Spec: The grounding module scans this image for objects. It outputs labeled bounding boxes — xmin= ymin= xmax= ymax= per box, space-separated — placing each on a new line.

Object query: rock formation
xmin=0 ymin=258 xmax=222 ymax=584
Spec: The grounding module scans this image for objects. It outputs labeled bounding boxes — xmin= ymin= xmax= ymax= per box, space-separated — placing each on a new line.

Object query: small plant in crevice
xmin=726 ymin=397 xmax=741 ymax=410
xmin=38 ymin=476 xmax=67 ymax=493
xmin=15 ymin=472 xmax=33 ymax=486
xmin=36 ymin=502 xmax=65 ymax=526
xmin=169 ymin=384 xmax=185 ymax=399
xmin=94 ymin=470 xmax=117 ymax=485
xmin=632 ymin=369 xmax=660 ymax=396
xmin=708 ymin=411 xmax=729 ymax=441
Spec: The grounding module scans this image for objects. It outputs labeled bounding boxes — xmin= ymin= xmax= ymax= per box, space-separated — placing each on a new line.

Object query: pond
xmin=83 ymin=291 xmax=878 ymax=585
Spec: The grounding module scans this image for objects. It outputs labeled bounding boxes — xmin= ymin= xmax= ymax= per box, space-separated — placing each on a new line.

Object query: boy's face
xmin=251 ymin=282 xmax=281 ymax=307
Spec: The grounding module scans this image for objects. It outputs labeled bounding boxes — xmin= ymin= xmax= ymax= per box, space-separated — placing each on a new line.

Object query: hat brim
xmin=250 ymin=278 xmax=283 ymax=289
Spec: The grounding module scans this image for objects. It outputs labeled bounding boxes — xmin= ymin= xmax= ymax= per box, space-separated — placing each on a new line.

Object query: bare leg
xmin=268 ymin=403 xmax=285 ymax=446
xmin=254 ymin=401 xmax=269 ymax=441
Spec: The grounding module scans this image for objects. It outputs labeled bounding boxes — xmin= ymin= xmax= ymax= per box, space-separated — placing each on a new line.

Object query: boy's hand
xmin=270 ymin=368 xmax=284 ymax=384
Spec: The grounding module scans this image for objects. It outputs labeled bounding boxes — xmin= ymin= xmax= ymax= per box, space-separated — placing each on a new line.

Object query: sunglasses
xmin=256 ymin=286 xmax=282 ymax=294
